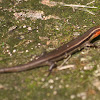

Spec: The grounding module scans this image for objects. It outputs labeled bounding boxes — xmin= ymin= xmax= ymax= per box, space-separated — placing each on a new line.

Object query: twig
xmin=62 ymin=4 xmax=97 ymax=8
xmin=86 ymin=0 xmax=95 ymax=5
xmin=57 ymin=65 xmax=75 ymax=70
xmin=81 ymin=8 xmax=95 ymax=15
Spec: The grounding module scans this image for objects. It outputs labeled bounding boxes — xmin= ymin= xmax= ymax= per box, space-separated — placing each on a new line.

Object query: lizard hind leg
xmin=47 ymin=61 xmax=57 ymax=76
xmin=84 ymin=42 xmax=100 ymax=48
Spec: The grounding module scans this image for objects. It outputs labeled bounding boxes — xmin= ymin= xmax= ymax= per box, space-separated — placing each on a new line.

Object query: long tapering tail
xmin=0 ymin=59 xmax=45 ymax=73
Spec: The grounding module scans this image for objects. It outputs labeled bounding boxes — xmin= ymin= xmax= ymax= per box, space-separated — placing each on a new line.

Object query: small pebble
xmin=50 ymin=85 xmax=53 ymax=89
xmin=48 ymin=79 xmax=54 ymax=83
xmin=53 ymin=91 xmax=57 ymax=95
xmin=26 ymin=50 xmax=29 ymax=52
xmin=13 ymin=49 xmax=16 ymax=53
xmin=70 ymin=94 xmax=75 ymax=99
xmin=28 ymin=27 xmax=32 ymax=31
xmin=23 ymin=25 xmax=26 ymax=28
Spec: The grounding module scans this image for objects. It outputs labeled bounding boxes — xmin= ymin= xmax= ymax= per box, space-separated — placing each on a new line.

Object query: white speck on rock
xmin=53 ymin=91 xmax=57 ymax=95
xmin=48 ymin=79 xmax=54 ymax=83
xmin=92 ymin=79 xmax=100 ymax=91
xmin=77 ymin=92 xmax=87 ymax=100
xmin=23 ymin=25 xmax=26 ymax=28
xmin=84 ymin=63 xmax=94 ymax=70
xmin=26 ymin=50 xmax=29 ymax=52
xmin=50 ymin=85 xmax=53 ymax=89
xmin=70 ymin=94 xmax=75 ymax=99
xmin=13 ymin=49 xmax=16 ymax=53
xmin=28 ymin=27 xmax=32 ymax=31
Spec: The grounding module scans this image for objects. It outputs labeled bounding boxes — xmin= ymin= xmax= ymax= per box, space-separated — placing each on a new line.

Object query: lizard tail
xmin=0 ymin=60 xmax=43 ymax=73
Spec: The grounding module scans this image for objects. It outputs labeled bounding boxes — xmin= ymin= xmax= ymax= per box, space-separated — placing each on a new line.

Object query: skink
xmin=0 ymin=26 xmax=100 ymax=73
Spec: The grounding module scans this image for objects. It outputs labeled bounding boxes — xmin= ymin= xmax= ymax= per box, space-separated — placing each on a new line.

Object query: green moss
xmin=0 ymin=0 xmax=100 ymax=100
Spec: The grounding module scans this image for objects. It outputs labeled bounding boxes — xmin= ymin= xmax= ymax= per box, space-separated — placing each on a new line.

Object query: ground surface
xmin=0 ymin=0 xmax=100 ymax=100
